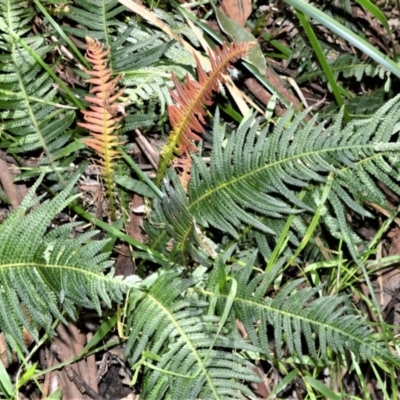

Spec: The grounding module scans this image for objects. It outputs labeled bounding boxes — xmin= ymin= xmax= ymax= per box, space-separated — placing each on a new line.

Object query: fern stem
xmin=119 ymin=148 xmax=164 ymax=199
xmin=156 ymin=148 xmax=174 ymax=186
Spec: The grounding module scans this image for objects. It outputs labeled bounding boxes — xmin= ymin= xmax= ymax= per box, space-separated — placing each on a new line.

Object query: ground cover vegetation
xmin=0 ymin=0 xmax=399 ymax=398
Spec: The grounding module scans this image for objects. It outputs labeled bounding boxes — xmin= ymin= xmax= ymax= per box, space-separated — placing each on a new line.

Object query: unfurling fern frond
xmin=0 ymin=169 xmax=138 ymax=354
xmin=78 ymin=37 xmax=125 ymax=220
xmin=148 ymin=95 xmax=400 ymax=263
xmin=156 ymin=42 xmax=254 ymax=184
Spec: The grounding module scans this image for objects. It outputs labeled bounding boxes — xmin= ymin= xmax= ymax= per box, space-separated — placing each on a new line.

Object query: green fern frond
xmin=60 ymin=1 xmax=194 ymax=73
xmin=125 ymin=258 xmax=399 ymax=398
xmin=125 ymin=271 xmax=261 ymax=399
xmin=117 ymin=16 xmax=196 ymax=115
xmin=0 ymin=0 xmax=75 ymax=184
xmin=0 ymin=169 xmax=139 ymax=354
xmin=145 ymin=170 xmax=215 ymax=266
xmin=324 ymin=87 xmax=388 ymax=118
xmin=123 ymin=65 xmax=189 ymax=114
xmin=148 ymin=96 xmax=400 ymax=262
xmin=299 ymin=54 xmax=391 ymax=92
xmin=122 ymin=112 xmax=158 ymax=132
xmin=60 ymin=0 xmax=126 ymax=61
xmin=216 ymin=254 xmax=398 ymax=364
xmin=153 ymin=8 xmax=201 ymax=48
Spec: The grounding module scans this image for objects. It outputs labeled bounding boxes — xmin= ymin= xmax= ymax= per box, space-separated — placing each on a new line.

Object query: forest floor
xmin=2 ymin=0 xmax=400 ymax=399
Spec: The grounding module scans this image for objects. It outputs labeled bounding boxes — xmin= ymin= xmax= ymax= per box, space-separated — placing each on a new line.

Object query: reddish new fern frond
xmin=156 ymin=42 xmax=253 ymax=185
xmin=78 ymin=37 xmax=125 ymax=219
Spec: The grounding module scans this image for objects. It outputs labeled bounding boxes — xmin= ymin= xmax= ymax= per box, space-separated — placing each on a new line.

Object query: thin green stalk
xmin=284 ymin=173 xmax=334 ymax=271
xmin=34 ymin=0 xmax=90 ymax=68
xmin=284 ymin=0 xmax=400 ymax=79
xmin=69 ymin=202 xmax=169 ymax=266
xmin=295 ymin=10 xmax=350 ymax=122
xmin=119 ymin=147 xmax=164 ymax=199
xmin=0 ymin=22 xmax=84 ymax=109
xmin=266 ymin=189 xmax=307 ymax=272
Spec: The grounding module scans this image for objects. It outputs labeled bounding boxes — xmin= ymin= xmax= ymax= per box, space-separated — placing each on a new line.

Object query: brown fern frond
xmin=78 ymin=37 xmax=126 ymax=219
xmin=156 ymin=41 xmax=254 ymax=185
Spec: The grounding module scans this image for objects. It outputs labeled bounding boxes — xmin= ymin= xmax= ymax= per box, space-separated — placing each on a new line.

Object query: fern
xmin=0 ymin=168 xmax=138 ymax=355
xmin=153 ymin=8 xmax=202 ymax=47
xmin=0 ymin=0 xmax=76 ymax=186
xmin=78 ymin=37 xmax=125 ymax=220
xmin=125 ymin=270 xmax=262 ymax=399
xmin=59 ymin=1 xmax=196 ymax=121
xmin=1 ymin=1 xmax=399 ymax=396
xmin=122 ymin=64 xmax=189 ymax=115
xmin=123 ymin=257 xmax=399 ymax=399
xmin=217 ymin=254 xmax=397 ymax=364
xmin=147 ymin=95 xmax=400 ymax=264
xmin=59 ymin=0 xmax=127 ymax=64
xmin=298 ymin=54 xmax=392 ymax=92
xmin=156 ymin=42 xmax=253 ymax=185
xmin=325 ymin=87 xmax=388 ymax=117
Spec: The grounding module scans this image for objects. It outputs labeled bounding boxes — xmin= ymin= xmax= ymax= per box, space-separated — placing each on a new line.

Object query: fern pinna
xmin=156 ymin=42 xmax=253 ymax=185
xmin=78 ymin=37 xmax=125 ymax=220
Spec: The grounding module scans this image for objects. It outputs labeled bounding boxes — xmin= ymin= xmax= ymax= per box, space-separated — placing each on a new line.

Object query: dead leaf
xmin=374 ymin=228 xmax=400 ymax=313
xmin=120 ymin=394 xmax=139 ymax=400
xmin=221 ymin=0 xmax=252 ymax=27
